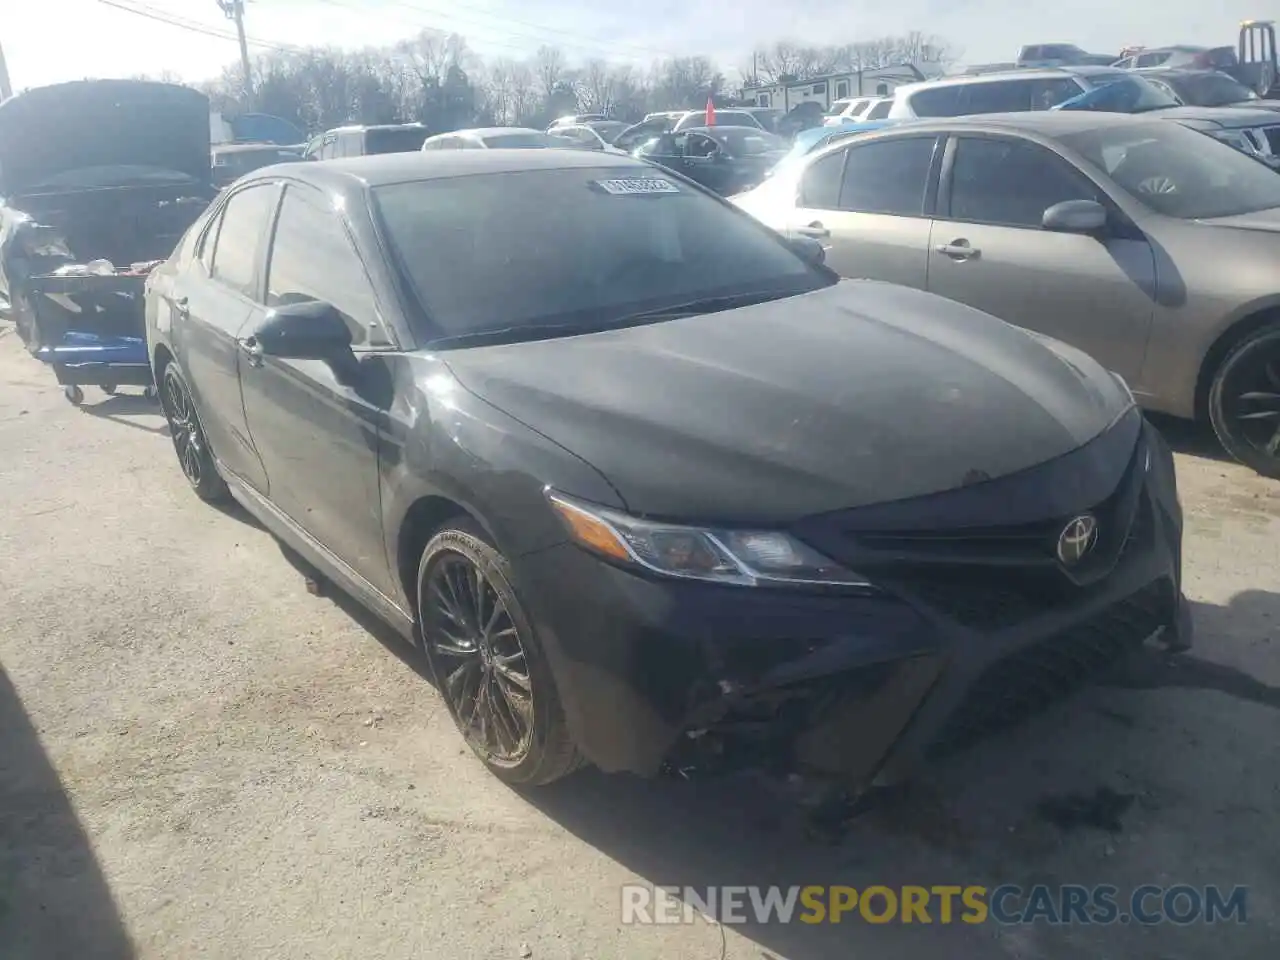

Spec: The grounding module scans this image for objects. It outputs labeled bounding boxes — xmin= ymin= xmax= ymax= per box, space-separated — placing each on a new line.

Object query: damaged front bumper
xmin=513 ymin=417 xmax=1188 ymax=790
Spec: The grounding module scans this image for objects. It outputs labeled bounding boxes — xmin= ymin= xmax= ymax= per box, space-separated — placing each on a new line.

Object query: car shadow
xmin=0 ymin=666 xmax=135 ymax=960
xmin=1145 ymin=412 xmax=1232 ymax=464
xmin=79 ymin=393 xmax=168 ymax=436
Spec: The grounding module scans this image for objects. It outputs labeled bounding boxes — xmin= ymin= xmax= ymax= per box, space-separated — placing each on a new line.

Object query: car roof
xmin=214 ymin=142 xmax=300 ymax=153
xmin=866 ymin=110 xmax=1167 ymax=136
xmin=1134 ymin=67 xmax=1229 ymax=78
xmin=897 ymin=64 xmax=1122 ymax=95
xmin=327 ymin=123 xmax=426 ymax=133
xmin=246 ymin=149 xmax=645 ymax=192
xmin=446 ymin=126 xmax=545 ymax=138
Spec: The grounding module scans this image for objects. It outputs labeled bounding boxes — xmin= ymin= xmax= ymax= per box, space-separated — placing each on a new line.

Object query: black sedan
xmin=145 ymin=149 xmax=1190 ymax=789
xmin=633 ymin=126 xmax=788 ymax=194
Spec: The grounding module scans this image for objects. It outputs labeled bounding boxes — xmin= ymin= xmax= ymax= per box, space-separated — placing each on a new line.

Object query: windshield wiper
xmin=609 ymin=290 xmax=795 ymax=324
xmin=425 ymin=322 xmax=608 ymax=348
xmin=424 ymin=291 xmax=800 ymax=349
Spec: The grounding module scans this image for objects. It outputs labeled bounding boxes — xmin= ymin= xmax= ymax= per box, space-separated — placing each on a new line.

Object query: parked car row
xmin=4 ymin=73 xmax=1273 ymax=811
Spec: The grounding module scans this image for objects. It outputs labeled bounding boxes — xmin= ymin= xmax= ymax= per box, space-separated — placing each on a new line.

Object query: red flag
xmin=705 ymin=96 xmax=716 ymax=126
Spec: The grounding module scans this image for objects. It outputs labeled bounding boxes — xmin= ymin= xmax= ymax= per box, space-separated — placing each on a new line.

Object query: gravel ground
xmin=1 ymin=326 xmax=1277 ymax=960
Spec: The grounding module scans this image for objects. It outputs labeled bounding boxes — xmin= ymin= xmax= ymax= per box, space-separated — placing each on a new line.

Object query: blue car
xmin=765 ymin=119 xmax=903 ymax=179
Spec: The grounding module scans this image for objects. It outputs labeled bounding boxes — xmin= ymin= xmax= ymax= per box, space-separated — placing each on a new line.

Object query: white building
xmin=744 ymin=62 xmax=942 ymax=112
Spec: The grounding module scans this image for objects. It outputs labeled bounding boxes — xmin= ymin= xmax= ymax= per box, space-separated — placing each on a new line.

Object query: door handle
xmin=172 ymin=295 xmax=190 ymax=319
xmin=935 ymin=239 xmax=980 ymax=260
xmin=795 ymin=222 xmax=830 ymax=238
xmin=238 ymin=336 xmax=264 ymax=367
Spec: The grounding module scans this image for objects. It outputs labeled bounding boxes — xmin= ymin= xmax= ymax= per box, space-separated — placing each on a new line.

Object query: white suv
xmin=887 ymin=66 xmax=1141 ymax=119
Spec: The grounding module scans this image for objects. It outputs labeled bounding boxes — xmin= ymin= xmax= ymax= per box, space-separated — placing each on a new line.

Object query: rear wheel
xmin=417 ymin=519 xmax=582 ymax=785
xmin=160 ymin=362 xmax=229 ymax=502
xmin=1208 ymin=322 xmax=1280 ymax=479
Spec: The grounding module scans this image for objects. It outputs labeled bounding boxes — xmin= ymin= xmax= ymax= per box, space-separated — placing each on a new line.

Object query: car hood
xmin=0 ymin=80 xmax=211 ymax=197
xmin=1199 ymin=207 xmax=1280 ymax=233
xmin=441 ymin=281 xmax=1133 ymax=524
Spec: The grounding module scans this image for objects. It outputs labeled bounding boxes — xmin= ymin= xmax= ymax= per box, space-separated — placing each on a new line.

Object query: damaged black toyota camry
xmin=146 ymin=150 xmax=1190 ymax=793
xmin=0 ymin=79 xmax=216 ymax=352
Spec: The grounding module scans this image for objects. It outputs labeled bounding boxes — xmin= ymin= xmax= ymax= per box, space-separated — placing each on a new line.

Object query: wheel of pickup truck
xmin=1208 ymin=321 xmax=1280 ymax=480
xmin=101 ymin=383 xmax=118 ymax=396
xmin=63 ymin=385 xmax=84 ymax=406
xmin=417 ymin=518 xmax=583 ymax=786
xmin=159 ymin=362 xmax=229 ymax=502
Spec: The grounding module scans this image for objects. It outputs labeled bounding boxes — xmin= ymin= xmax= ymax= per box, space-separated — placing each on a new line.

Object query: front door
xmin=787 ymin=135 xmax=940 ymax=289
xmin=176 ymin=182 xmax=277 ymax=492
xmin=927 ymin=135 xmax=1156 ymax=383
xmin=237 ymin=182 xmax=395 ymax=595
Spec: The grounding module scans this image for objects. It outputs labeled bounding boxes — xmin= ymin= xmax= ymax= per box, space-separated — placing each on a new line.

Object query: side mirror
xmin=1042 ymin=199 xmax=1107 ymax=233
xmin=788 ymin=236 xmax=826 ymax=265
xmin=254 ymin=299 xmax=353 ymax=361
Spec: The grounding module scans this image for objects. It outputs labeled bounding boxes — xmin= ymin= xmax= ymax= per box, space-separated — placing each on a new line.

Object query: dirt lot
xmin=1 ymin=326 xmax=1277 ymax=960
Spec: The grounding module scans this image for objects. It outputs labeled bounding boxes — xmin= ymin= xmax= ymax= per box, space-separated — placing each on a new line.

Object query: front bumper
xmin=513 ymin=418 xmax=1188 ymax=787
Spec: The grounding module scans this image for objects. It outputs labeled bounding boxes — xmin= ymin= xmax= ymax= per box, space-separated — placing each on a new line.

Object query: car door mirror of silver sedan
xmin=1042 ymin=199 xmax=1108 ymax=234
xmin=255 ymin=298 xmax=354 ymax=362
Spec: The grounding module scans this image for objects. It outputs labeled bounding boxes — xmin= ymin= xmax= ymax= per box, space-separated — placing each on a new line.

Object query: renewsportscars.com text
xmin=621 ymin=884 xmax=1249 ymax=926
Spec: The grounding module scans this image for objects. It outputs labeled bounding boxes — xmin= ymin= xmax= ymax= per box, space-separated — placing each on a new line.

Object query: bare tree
xmin=535 ymin=45 xmax=565 ymax=102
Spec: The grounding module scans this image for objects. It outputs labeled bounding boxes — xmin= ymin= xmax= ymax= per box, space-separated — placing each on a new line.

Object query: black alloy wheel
xmin=160 ymin=363 xmax=229 ymax=502
xmin=417 ymin=521 xmax=582 ymax=785
xmin=1209 ymin=323 xmax=1280 ymax=480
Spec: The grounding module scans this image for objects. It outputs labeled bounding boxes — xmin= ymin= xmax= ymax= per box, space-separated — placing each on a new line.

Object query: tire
xmin=1208 ymin=322 xmax=1280 ymax=480
xmin=159 ymin=361 xmax=230 ymax=502
xmin=416 ymin=518 xmax=583 ymax=786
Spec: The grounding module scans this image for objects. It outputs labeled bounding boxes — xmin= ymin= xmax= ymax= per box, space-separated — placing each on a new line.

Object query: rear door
xmin=926 ymin=134 xmax=1156 ymax=382
xmin=787 ymin=135 xmax=941 ymax=288
xmin=237 ymin=182 xmax=396 ymax=593
xmin=173 ymin=182 xmax=277 ymax=491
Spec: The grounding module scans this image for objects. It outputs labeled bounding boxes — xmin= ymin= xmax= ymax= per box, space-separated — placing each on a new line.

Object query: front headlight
xmin=547 ymin=491 xmax=872 ymax=589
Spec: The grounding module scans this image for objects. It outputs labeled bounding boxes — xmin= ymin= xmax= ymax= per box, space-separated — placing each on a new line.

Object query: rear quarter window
xmin=908 ymin=86 xmax=965 ymax=117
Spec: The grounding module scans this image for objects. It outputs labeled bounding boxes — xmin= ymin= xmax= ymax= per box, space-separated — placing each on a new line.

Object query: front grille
xmin=926 ymin=579 xmax=1174 ymax=758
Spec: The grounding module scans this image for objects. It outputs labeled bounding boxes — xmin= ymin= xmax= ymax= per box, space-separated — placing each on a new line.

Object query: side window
xmin=835 ymin=80 xmax=850 ymax=99
xmin=798 ymin=149 xmax=846 ymax=208
xmin=209 ymin=184 xmax=276 ymax=297
xmin=961 ymin=79 xmax=1034 ymax=114
xmin=686 ymin=134 xmax=717 ymax=158
xmin=948 ymin=137 xmax=1100 ymax=228
xmin=1030 ymin=77 xmax=1085 ymax=110
xmin=196 ymin=207 xmax=222 ymax=273
xmin=320 ymin=135 xmax=338 ymax=160
xmin=1138 ymin=52 xmax=1171 ymax=67
xmin=838 ymin=137 xmax=936 ymax=216
xmin=265 ymin=186 xmax=380 ymax=347
xmin=866 ymin=99 xmax=892 ymax=120
xmin=908 ymin=86 xmax=964 ymax=117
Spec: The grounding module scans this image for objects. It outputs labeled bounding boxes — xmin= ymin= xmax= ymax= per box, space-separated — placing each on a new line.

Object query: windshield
xmin=712 ymin=129 xmax=786 ymax=156
xmin=587 ymin=121 xmax=628 ymax=142
xmin=365 ymin=127 xmax=429 ymax=154
xmin=1055 ymin=74 xmax=1181 ymax=114
xmin=482 ymin=131 xmax=560 ymax=148
xmin=1167 ymin=72 xmax=1259 ymax=106
xmin=374 ymin=167 xmax=828 ymax=341
xmin=1060 ymin=120 xmax=1280 ymax=219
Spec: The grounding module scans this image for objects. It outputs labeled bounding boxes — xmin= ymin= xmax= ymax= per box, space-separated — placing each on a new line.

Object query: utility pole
xmin=217 ymin=0 xmax=253 ymax=97
xmin=0 ymin=38 xmax=13 ymax=100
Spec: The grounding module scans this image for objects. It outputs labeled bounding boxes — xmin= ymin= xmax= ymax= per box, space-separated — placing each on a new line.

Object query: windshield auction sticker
xmin=594 ymin=178 xmax=680 ymax=195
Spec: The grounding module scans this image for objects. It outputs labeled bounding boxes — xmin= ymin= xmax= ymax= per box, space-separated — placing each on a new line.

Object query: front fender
xmin=378 ymin=354 xmax=624 ymax=609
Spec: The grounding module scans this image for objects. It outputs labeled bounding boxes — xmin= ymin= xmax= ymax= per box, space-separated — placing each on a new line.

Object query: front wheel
xmin=1208 ymin=322 xmax=1280 ymax=479
xmin=417 ymin=519 xmax=583 ymax=785
xmin=159 ymin=362 xmax=229 ymax=502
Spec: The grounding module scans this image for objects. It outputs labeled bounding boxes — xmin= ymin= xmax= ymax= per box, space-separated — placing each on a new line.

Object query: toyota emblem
xmin=1057 ymin=514 xmax=1099 ymax=565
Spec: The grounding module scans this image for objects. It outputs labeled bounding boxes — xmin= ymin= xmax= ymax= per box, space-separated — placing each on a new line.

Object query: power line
xmin=95 ymin=0 xmax=300 ymax=52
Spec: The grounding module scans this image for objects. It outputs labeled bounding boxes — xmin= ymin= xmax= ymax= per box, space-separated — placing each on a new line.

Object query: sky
xmin=3 ymin=0 xmax=1273 ymax=91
